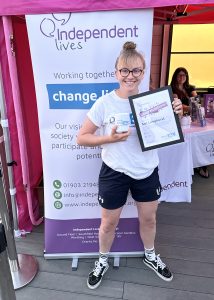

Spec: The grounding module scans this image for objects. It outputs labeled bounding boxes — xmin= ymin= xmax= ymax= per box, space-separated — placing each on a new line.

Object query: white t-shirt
xmin=87 ymin=90 xmax=159 ymax=179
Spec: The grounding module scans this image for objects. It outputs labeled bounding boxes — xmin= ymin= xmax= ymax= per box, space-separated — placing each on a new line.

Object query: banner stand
xmin=45 ymin=251 xmax=144 ymax=270
xmin=0 ymin=65 xmax=20 ymax=237
xmin=26 ymin=9 xmax=152 ymax=263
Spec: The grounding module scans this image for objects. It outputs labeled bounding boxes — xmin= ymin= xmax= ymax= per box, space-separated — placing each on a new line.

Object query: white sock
xmin=144 ymin=247 xmax=156 ymax=261
xmin=99 ymin=252 xmax=109 ymax=266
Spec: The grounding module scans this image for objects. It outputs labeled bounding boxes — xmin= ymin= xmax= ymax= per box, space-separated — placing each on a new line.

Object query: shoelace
xmin=156 ymin=254 xmax=166 ymax=270
xmin=92 ymin=261 xmax=104 ymax=277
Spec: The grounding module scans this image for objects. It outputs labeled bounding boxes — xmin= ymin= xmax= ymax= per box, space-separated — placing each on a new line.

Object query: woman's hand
xmin=109 ymin=126 xmax=131 ymax=142
xmin=77 ymin=118 xmax=131 ymax=147
xmin=172 ymin=98 xmax=183 ymax=117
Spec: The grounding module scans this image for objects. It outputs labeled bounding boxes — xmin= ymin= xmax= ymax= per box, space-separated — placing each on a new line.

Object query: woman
xmin=171 ymin=67 xmax=209 ymax=178
xmin=77 ymin=42 xmax=183 ymax=289
xmin=170 ymin=67 xmax=197 ymax=115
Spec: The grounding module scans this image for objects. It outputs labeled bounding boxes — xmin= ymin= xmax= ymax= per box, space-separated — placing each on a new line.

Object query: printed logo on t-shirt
xmin=108 ymin=113 xmax=135 ymax=127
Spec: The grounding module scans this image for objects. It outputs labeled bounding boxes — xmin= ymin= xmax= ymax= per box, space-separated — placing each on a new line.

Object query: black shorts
xmin=98 ymin=162 xmax=161 ymax=210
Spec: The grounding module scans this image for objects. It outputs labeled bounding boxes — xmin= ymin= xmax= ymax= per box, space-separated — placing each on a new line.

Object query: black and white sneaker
xmin=143 ymin=254 xmax=173 ymax=282
xmin=87 ymin=261 xmax=109 ymax=289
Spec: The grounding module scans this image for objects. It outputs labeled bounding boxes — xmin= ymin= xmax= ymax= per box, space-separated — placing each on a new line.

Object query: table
xmin=158 ymin=119 xmax=214 ymax=203
xmin=183 ymin=119 xmax=214 ymax=168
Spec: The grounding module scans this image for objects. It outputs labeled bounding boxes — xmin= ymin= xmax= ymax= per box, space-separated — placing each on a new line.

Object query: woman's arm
xmin=182 ymin=104 xmax=190 ymax=115
xmin=77 ymin=117 xmax=130 ymax=147
xmin=185 ymin=87 xmax=197 ymax=114
xmin=190 ymin=85 xmax=197 ymax=97
xmin=191 ymin=90 xmax=197 ymax=97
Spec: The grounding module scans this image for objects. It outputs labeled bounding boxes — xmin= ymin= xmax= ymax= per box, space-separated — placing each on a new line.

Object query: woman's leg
xmin=87 ymin=206 xmax=123 ymax=289
xmin=136 ymin=200 xmax=173 ymax=282
xmin=135 ymin=200 xmax=158 ymax=249
xmin=99 ymin=206 xmax=123 ymax=253
xmin=198 ymin=166 xmax=209 ymax=178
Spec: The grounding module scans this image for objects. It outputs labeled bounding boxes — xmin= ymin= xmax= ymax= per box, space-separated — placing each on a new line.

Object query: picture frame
xmin=129 ymin=86 xmax=184 ymax=152
xmin=204 ymin=94 xmax=214 ymax=118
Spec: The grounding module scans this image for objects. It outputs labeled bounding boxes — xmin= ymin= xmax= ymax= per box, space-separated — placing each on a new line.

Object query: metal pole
xmin=0 ymin=33 xmax=38 ymax=291
xmin=0 ymin=166 xmax=19 ymax=264
xmin=0 ymin=65 xmax=19 ymax=237
xmin=0 ymin=165 xmax=38 ymax=289
xmin=0 ymin=223 xmax=16 ymax=300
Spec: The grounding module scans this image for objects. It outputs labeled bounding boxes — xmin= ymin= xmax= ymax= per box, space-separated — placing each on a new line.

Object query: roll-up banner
xmin=26 ymin=10 xmax=154 ymax=257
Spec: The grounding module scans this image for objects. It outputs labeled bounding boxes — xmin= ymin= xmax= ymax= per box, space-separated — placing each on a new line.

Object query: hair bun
xmin=123 ymin=41 xmax=136 ymax=51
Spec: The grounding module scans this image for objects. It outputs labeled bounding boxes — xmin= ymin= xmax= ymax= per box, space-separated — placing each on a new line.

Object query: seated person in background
xmin=171 ymin=67 xmax=209 ymax=179
xmin=170 ymin=67 xmax=197 ymax=115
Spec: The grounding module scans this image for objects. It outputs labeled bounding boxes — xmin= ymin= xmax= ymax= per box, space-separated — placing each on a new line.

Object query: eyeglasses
xmin=118 ymin=68 xmax=143 ymax=77
xmin=177 ymin=73 xmax=186 ymax=77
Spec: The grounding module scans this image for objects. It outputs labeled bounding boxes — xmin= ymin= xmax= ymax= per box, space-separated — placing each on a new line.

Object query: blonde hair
xmin=115 ymin=41 xmax=146 ymax=70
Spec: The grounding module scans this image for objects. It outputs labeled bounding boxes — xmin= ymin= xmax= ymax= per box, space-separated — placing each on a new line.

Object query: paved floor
xmin=15 ymin=165 xmax=214 ymax=300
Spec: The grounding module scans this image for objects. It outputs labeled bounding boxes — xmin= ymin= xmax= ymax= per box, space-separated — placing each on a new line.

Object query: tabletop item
xmin=190 ymin=96 xmax=200 ymax=122
xmin=204 ymin=94 xmax=214 ymax=118
xmin=190 ymin=97 xmax=207 ymax=127
xmin=115 ymin=113 xmax=130 ymax=133
xmin=197 ymin=105 xmax=206 ymax=127
xmin=180 ymin=115 xmax=191 ymax=128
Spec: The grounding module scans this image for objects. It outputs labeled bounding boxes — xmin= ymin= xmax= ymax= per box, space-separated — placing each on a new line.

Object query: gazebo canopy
xmin=0 ymin=0 xmax=214 ymax=24
xmin=0 ymin=0 xmax=213 ymax=231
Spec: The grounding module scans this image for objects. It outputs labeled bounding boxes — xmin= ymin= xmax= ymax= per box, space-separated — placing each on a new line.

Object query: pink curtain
xmin=0 ymin=17 xmax=43 ymax=231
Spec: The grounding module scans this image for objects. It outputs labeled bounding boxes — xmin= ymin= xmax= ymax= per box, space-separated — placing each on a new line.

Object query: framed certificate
xmin=129 ymin=86 xmax=184 ymax=151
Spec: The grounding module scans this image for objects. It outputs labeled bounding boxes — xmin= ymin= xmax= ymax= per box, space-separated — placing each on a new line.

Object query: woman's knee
xmin=141 ymin=215 xmax=156 ymax=228
xmin=100 ymin=219 xmax=118 ymax=234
